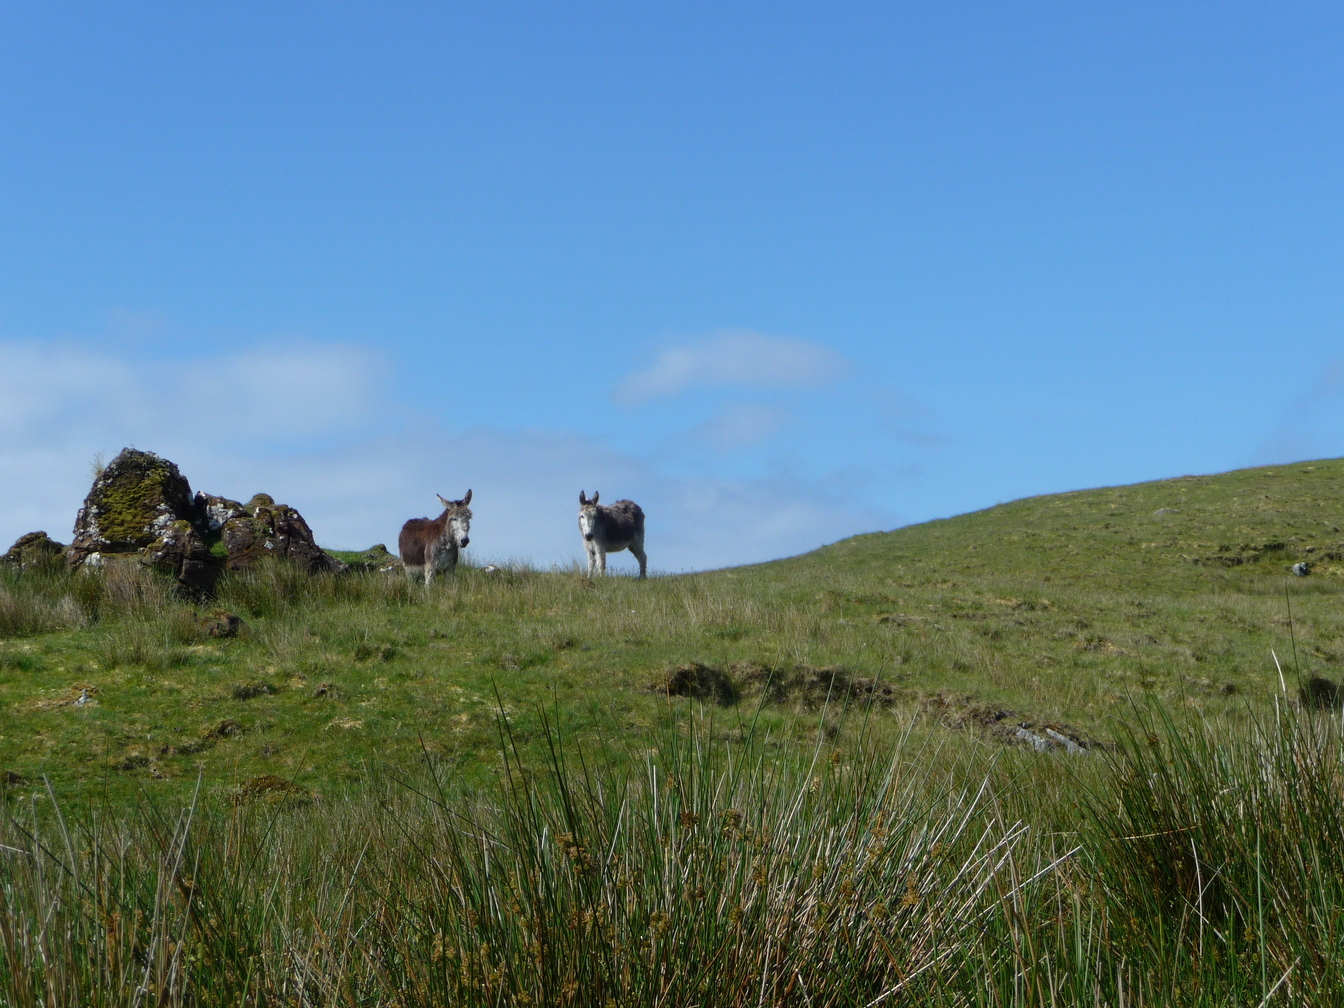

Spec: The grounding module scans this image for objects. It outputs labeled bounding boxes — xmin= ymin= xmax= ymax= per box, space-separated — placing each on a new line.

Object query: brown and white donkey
xmin=399 ymin=490 xmax=472 ymax=584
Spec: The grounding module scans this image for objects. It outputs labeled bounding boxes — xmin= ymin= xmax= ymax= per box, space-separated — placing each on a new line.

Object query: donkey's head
xmin=578 ymin=490 xmax=601 ymax=541
xmin=436 ymin=490 xmax=472 ymax=548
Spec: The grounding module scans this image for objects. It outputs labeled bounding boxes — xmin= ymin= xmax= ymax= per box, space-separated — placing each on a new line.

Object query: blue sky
xmin=3 ymin=3 xmax=1343 ymax=569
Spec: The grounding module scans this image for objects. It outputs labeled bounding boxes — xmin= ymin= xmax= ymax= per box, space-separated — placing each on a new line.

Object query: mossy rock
xmin=339 ymin=543 xmax=403 ymax=573
xmin=69 ymin=449 xmax=197 ymax=565
xmin=219 ymin=501 xmax=345 ymax=574
xmin=64 ymin=447 xmax=341 ymax=583
xmin=2 ymin=532 xmax=66 ymax=570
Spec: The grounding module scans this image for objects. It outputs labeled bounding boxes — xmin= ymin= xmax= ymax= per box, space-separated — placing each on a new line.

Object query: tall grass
xmin=4 ymin=701 xmax=1344 ymax=1006
xmin=0 ymin=565 xmax=94 ymax=637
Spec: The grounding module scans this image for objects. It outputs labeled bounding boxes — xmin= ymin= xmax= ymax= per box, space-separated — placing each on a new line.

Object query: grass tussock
xmin=4 ymin=706 xmax=1344 ymax=1005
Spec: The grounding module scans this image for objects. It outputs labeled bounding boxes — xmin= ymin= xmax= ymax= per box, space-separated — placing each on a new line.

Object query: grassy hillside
xmin=7 ymin=459 xmax=1344 ymax=1005
xmin=2 ymin=458 xmax=1342 ymax=799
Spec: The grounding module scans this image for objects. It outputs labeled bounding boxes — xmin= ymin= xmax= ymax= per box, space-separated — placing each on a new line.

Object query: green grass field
xmin=3 ymin=457 xmax=1341 ymax=799
xmin=4 ymin=458 xmax=1344 ymax=1005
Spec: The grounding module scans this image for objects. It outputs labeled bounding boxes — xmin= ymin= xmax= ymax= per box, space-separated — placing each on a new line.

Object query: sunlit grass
xmin=5 ymin=702 xmax=1344 ymax=1005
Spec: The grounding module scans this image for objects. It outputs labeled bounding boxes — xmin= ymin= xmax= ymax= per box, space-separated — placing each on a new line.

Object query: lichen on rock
xmin=68 ymin=449 xmax=198 ymax=566
xmin=66 ymin=447 xmax=344 ymax=589
xmin=140 ymin=518 xmax=219 ymax=597
xmin=219 ymin=496 xmax=345 ymax=574
xmin=195 ymin=493 xmax=249 ymax=533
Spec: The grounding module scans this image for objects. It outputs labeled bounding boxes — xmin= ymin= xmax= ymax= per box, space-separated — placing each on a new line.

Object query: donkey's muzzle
xmin=583 ymin=533 xmax=594 ymax=541
xmin=459 ymin=537 xmax=469 ymax=547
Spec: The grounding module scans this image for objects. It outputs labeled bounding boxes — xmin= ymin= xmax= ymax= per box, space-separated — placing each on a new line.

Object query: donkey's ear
xmin=579 ymin=491 xmax=588 ymax=505
xmin=437 ymin=494 xmax=452 ymax=508
xmin=591 ymin=491 xmax=599 ymax=504
xmin=460 ymin=489 xmax=472 ymax=506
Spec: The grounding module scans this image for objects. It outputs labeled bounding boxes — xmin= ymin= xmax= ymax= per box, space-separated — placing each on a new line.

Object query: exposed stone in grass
xmin=918 ymin=689 xmax=1091 ymax=753
xmin=232 ymin=681 xmax=277 ymax=700
xmin=2 ymin=532 xmax=66 ymax=570
xmin=195 ymin=493 xmax=250 ymax=533
xmin=67 ymin=448 xmax=344 ymax=592
xmin=203 ymin=609 xmax=243 ymax=638
xmin=205 ymin=719 xmax=245 ymax=739
xmin=343 ymin=543 xmax=403 ymax=573
xmin=231 ymin=774 xmax=313 ymax=806
xmin=652 ymin=663 xmax=739 ymax=706
xmin=23 ymin=685 xmax=99 ymax=711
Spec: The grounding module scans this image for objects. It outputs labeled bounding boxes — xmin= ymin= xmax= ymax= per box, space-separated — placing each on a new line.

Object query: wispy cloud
xmin=1252 ymin=357 xmax=1344 ymax=465
xmin=614 ymin=329 xmax=849 ymax=405
xmin=689 ymin=403 xmax=788 ymax=451
xmin=0 ymin=337 xmax=889 ymax=570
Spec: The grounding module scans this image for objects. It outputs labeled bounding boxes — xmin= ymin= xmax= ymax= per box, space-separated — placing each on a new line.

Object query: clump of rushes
xmin=0 ymin=710 xmax=1053 ymax=1006
xmin=1078 ymin=704 xmax=1344 ymax=1004
xmin=370 ymin=710 xmax=1047 ymax=1006
xmin=5 ymin=703 xmax=1344 ymax=1004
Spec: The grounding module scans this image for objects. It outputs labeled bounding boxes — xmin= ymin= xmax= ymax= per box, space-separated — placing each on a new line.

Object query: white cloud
xmin=0 ymin=339 xmax=888 ymax=571
xmin=689 ymin=403 xmax=788 ymax=451
xmin=180 ymin=344 xmax=382 ymax=439
xmin=262 ymin=426 xmax=885 ymax=572
xmin=614 ymin=330 xmax=849 ymax=404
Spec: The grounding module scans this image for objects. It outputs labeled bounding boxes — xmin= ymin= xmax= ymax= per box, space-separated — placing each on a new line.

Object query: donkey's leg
xmin=630 ymin=537 xmax=647 ymax=579
xmin=596 ymin=547 xmax=607 ymax=575
xmin=584 ymin=542 xmax=597 ymax=578
xmin=424 ymin=546 xmax=441 ymax=586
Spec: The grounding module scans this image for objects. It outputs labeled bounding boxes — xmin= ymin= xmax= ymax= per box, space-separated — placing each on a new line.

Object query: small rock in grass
xmin=232 ymin=681 xmax=276 ymax=700
xmin=205 ymin=719 xmax=245 ymax=739
xmin=232 ymin=774 xmax=313 ymax=806
xmin=203 ymin=609 xmax=243 ymax=638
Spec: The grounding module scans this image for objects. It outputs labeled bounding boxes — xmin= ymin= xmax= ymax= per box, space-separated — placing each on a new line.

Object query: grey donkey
xmin=578 ymin=491 xmax=647 ymax=578
xmin=398 ymin=490 xmax=472 ymax=584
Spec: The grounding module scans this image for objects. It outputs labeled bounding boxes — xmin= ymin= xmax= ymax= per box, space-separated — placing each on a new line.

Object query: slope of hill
xmin=785 ymin=457 xmax=1344 ymax=584
xmin=2 ymin=458 xmax=1342 ymax=798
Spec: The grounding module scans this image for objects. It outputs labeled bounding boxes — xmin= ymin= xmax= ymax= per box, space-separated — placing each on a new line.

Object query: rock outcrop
xmin=141 ymin=519 xmax=218 ymax=596
xmin=65 ymin=448 xmax=344 ymax=592
xmin=1 ymin=532 xmax=66 ymax=570
xmin=344 ymin=543 xmax=403 ymax=574
xmin=212 ymin=493 xmax=344 ymax=574
xmin=68 ymin=449 xmax=198 ymax=568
